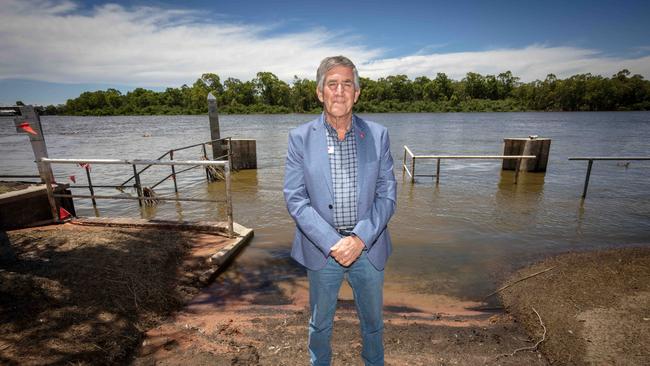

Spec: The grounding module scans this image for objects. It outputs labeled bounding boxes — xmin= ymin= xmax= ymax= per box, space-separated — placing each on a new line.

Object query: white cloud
xmin=362 ymin=46 xmax=650 ymax=81
xmin=0 ymin=0 xmax=649 ymax=88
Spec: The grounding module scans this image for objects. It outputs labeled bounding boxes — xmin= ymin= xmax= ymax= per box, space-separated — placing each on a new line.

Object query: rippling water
xmin=2 ymin=112 xmax=649 ymax=301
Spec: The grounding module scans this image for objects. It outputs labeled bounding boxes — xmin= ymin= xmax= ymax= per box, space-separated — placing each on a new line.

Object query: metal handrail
xmin=39 ymin=158 xmax=234 ymax=237
xmin=568 ymin=156 xmax=650 ymax=198
xmin=118 ymin=137 xmax=232 ymax=189
xmin=403 ymin=145 xmax=536 ymax=184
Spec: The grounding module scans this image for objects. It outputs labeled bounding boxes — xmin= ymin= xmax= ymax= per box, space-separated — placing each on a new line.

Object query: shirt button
xmin=328 ymin=204 xmax=333 ymax=209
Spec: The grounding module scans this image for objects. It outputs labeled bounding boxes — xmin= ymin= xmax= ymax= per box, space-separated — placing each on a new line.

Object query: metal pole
xmin=436 ymin=158 xmax=441 ymax=184
xmin=170 ymin=150 xmax=178 ymax=193
xmin=202 ymin=143 xmax=210 ymax=182
xmin=402 ymin=147 xmax=407 ymax=173
xmin=40 ymin=160 xmax=59 ymax=222
xmin=85 ymin=165 xmax=97 ymax=208
xmin=224 ymin=162 xmax=234 ymax=238
xmin=582 ymin=160 xmax=593 ymax=199
xmin=132 ymin=164 xmax=143 ymax=207
xmin=227 ymin=138 xmax=233 ymax=172
xmin=411 ymin=157 xmax=416 ymax=183
xmin=514 ymin=158 xmax=522 ymax=184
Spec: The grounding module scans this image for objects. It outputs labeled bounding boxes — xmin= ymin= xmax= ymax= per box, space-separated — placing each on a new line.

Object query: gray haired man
xmin=284 ymin=55 xmax=397 ymax=365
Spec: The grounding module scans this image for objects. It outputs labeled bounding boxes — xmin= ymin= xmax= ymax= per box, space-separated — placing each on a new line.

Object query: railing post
xmin=84 ymin=164 xmax=97 ymax=208
xmin=402 ymin=147 xmax=407 ymax=173
xmin=202 ymin=143 xmax=210 ymax=182
xmin=411 ymin=156 xmax=416 ymax=183
xmin=224 ymin=162 xmax=234 ymax=238
xmin=132 ymin=164 xmax=143 ymax=207
xmin=514 ymin=158 xmax=522 ymax=184
xmin=582 ymin=160 xmax=594 ymax=199
xmin=227 ymin=138 xmax=233 ymax=171
xmin=169 ymin=150 xmax=178 ymax=193
xmin=40 ymin=160 xmax=59 ymax=222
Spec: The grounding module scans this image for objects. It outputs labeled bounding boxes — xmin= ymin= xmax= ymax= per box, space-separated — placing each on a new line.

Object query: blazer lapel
xmin=354 ymin=115 xmax=370 ymax=208
xmin=311 ymin=115 xmax=334 ymax=199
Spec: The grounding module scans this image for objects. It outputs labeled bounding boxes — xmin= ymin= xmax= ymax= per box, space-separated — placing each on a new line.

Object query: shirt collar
xmin=323 ymin=115 xmax=356 ymax=138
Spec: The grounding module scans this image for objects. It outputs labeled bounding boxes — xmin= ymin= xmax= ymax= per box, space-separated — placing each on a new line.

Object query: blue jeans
xmin=307 ymin=251 xmax=384 ymax=366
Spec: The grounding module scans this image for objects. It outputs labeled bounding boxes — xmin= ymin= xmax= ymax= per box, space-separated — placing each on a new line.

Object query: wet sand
xmin=134 ymin=278 xmax=546 ymax=366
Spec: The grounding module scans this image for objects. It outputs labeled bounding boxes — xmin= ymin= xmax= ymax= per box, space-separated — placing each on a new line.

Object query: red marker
xmin=19 ymin=122 xmax=38 ymax=135
xmin=69 ymin=175 xmax=76 ymax=183
xmin=78 ymin=163 xmax=91 ymax=172
xmin=59 ymin=207 xmax=72 ymax=220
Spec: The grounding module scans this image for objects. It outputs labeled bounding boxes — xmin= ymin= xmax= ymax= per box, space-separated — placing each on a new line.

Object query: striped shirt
xmin=324 ymin=118 xmax=358 ymax=230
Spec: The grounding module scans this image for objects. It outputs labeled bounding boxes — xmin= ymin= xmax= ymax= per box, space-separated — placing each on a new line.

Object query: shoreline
xmin=2 ymin=223 xmax=648 ymax=364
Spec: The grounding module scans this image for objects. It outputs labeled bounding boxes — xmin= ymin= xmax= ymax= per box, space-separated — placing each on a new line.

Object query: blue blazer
xmin=284 ymin=114 xmax=397 ymax=271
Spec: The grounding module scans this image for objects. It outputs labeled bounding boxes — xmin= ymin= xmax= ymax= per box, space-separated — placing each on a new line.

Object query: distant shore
xmin=17 ymin=68 xmax=649 ymax=116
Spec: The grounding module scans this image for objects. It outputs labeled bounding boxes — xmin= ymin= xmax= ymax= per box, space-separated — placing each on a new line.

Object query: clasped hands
xmin=330 ymin=235 xmax=365 ymax=267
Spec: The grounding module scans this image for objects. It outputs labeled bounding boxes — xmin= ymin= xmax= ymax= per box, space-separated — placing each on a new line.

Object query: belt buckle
xmin=337 ymin=228 xmax=353 ymax=236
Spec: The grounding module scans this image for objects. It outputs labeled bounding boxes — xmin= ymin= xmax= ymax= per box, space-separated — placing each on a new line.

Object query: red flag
xmin=69 ymin=175 xmax=76 ymax=183
xmin=59 ymin=207 xmax=72 ymax=220
xmin=19 ymin=122 xmax=38 ymax=135
xmin=78 ymin=162 xmax=91 ymax=172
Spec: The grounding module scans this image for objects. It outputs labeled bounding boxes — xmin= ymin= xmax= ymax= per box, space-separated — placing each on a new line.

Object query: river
xmin=2 ymin=112 xmax=649 ymax=303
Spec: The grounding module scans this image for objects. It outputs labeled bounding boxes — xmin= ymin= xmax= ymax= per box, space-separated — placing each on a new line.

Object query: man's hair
xmin=316 ymin=55 xmax=360 ymax=92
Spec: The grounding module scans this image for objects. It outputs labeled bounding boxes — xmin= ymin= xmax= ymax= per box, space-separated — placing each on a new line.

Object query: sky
xmin=1 ymin=0 xmax=650 ymax=105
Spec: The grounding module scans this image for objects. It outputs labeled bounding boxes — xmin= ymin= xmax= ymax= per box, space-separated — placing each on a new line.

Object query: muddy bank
xmin=500 ymin=246 xmax=650 ymax=365
xmin=0 ymin=224 xmax=226 ymax=365
xmin=134 ymin=254 xmax=547 ymax=366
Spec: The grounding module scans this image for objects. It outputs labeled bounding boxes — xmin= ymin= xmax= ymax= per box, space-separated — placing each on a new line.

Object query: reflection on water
xmin=2 ymin=112 xmax=650 ymax=304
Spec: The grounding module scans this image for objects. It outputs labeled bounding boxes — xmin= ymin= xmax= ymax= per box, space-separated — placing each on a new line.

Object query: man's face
xmin=317 ymin=65 xmax=360 ymax=120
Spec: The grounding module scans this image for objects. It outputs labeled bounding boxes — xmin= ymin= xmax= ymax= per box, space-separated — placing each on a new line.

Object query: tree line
xmin=39 ymin=69 xmax=650 ymax=115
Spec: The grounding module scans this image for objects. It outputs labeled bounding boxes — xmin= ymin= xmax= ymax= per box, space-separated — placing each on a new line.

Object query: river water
xmin=2 ymin=112 xmax=649 ymax=303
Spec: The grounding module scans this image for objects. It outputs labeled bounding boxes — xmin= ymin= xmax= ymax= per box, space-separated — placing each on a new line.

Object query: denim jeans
xmin=307 ymin=251 xmax=384 ymax=366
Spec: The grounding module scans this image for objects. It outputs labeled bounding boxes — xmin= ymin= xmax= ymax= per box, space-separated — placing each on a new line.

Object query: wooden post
xmin=207 ymin=92 xmax=224 ymax=159
xmin=14 ymin=106 xmax=54 ymax=183
xmin=582 ymin=160 xmax=593 ymax=198
xmin=169 ymin=150 xmax=178 ymax=193
xmin=39 ymin=160 xmax=59 ymax=222
xmin=503 ymin=137 xmax=551 ymax=172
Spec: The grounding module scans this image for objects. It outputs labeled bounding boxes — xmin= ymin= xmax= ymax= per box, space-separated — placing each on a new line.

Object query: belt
xmin=337 ymin=228 xmax=355 ymax=236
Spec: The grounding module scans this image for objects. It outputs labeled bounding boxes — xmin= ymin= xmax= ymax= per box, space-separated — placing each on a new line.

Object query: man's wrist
xmin=350 ymin=233 xmax=366 ymax=249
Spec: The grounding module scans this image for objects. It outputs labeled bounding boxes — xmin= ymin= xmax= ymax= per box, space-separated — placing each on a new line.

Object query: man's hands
xmin=330 ymin=235 xmax=365 ymax=267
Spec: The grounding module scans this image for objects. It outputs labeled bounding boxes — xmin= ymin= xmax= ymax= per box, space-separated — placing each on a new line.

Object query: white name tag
xmin=328 ymin=146 xmax=334 ymax=154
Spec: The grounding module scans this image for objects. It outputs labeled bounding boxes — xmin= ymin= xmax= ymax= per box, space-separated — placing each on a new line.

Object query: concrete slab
xmin=70 ymin=217 xmax=254 ymax=285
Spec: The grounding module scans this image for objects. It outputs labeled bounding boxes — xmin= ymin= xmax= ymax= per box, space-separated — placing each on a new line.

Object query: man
xmin=284 ymin=55 xmax=397 ymax=366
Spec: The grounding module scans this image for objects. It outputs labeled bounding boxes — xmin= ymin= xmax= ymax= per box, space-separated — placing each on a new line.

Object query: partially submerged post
xmin=207 ymin=92 xmax=226 ymax=159
xmin=206 ymin=92 xmax=257 ymax=170
xmin=503 ymin=137 xmax=551 ymax=172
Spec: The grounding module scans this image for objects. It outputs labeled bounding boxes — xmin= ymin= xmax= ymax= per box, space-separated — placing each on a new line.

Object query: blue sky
xmin=1 ymin=0 xmax=650 ymax=105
